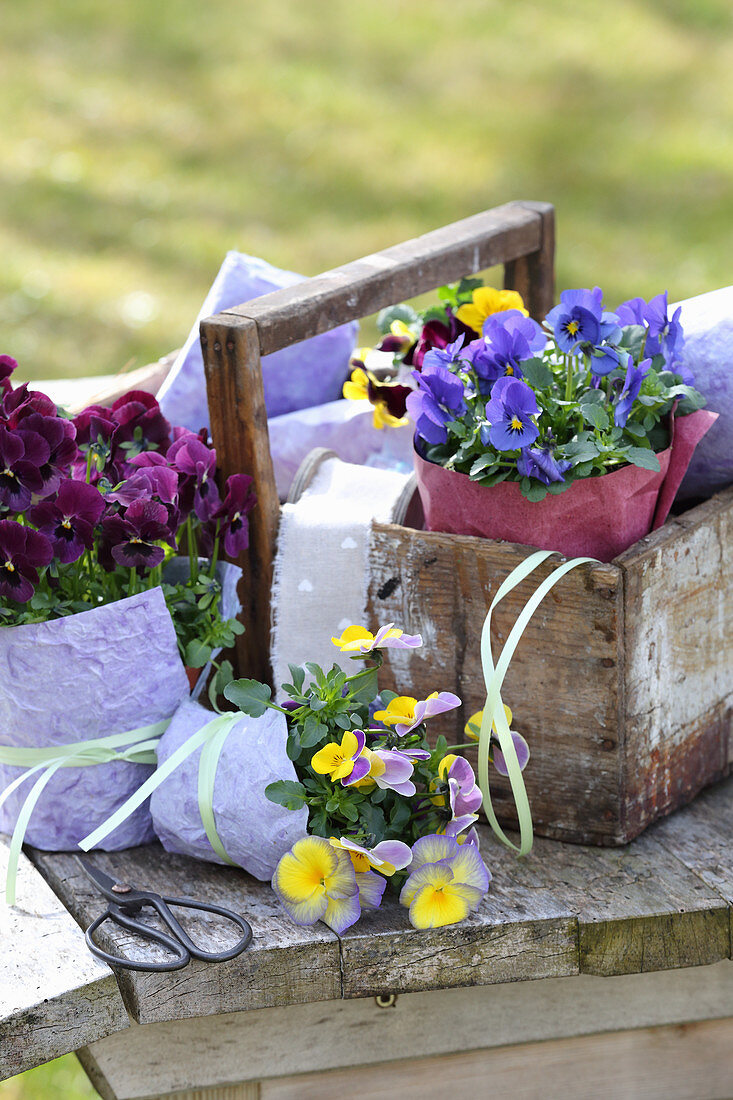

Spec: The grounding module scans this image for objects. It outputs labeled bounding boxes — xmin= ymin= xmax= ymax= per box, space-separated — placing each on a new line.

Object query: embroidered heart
xmin=297 ymin=579 xmax=314 ymax=592
xmin=341 ymin=537 xmax=357 ymax=549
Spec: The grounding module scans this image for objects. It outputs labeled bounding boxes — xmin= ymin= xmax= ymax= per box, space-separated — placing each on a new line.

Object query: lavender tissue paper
xmin=157 ymin=251 xmax=358 ymax=431
xmin=0 ymin=588 xmax=189 ymax=851
xmin=151 ymin=699 xmax=308 ymax=880
xmin=674 ymin=285 xmax=733 ymax=501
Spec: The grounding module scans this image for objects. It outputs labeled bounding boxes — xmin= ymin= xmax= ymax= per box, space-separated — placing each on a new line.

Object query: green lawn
xmin=1 ymin=2 xmax=732 ymax=1096
xmin=1 ymin=0 xmax=732 ymax=387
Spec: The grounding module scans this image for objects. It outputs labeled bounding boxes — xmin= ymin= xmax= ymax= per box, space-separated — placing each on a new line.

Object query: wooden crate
xmin=198 ymin=200 xmax=732 ymax=846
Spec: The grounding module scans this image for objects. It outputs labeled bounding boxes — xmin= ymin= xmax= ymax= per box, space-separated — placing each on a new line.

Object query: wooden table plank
xmin=29 ymin=776 xmax=733 ymax=1027
xmin=0 ymin=840 xmax=129 ymax=1081
xmin=29 ymin=845 xmax=340 ymax=1026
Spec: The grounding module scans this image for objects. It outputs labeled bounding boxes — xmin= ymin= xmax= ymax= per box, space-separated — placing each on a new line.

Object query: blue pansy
xmin=614 ymin=357 xmax=652 ymax=427
xmin=517 ymin=445 xmax=572 ymax=485
xmin=483 ymin=377 xmax=540 ymax=451
xmin=545 ymin=288 xmax=620 ymax=353
xmin=406 ymin=363 xmax=467 ymax=445
xmin=421 ymin=335 xmax=467 ymax=373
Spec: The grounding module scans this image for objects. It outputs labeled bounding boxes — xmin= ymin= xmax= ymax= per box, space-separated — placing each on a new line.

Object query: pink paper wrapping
xmin=414 ymin=410 xmax=717 ymax=562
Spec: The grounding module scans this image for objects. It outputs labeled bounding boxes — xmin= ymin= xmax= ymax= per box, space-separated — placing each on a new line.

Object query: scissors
xmin=77 ymin=856 xmax=253 ymax=972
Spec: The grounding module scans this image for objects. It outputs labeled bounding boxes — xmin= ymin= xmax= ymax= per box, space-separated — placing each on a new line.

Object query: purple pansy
xmin=614 ymin=357 xmax=652 ymax=428
xmin=411 ymin=312 xmax=475 ymax=369
xmin=492 ymin=730 xmax=531 ymax=777
xmin=0 ymin=424 xmax=49 ymax=511
xmin=421 ymin=334 xmax=467 ymax=373
xmin=0 ymin=355 xmax=17 ymax=395
xmin=517 ymin=445 xmax=571 ymax=485
xmin=545 ymin=288 xmax=620 ymax=353
xmin=0 ymin=520 xmax=53 ymax=602
xmin=3 ymin=384 xmax=58 ymax=427
xmin=406 ymin=363 xmax=467 ymax=445
xmin=108 ymin=390 xmax=172 ymax=461
xmin=644 ymin=291 xmax=685 ymax=371
xmin=101 ymin=499 xmax=175 ymax=570
xmin=616 ymin=297 xmax=647 ymax=328
xmin=483 ymin=376 xmax=539 ymax=451
xmin=168 ymin=436 xmax=220 ymax=520
xmin=471 ymin=312 xmax=545 ymax=391
xmin=368 ymin=747 xmax=416 ymax=796
xmin=213 ymin=474 xmax=257 ymax=557
xmin=30 ymin=481 xmax=106 ymax=564
xmin=20 ymin=414 xmax=79 ymax=498
xmin=105 ymin=465 xmax=180 ymax=508
xmin=442 ymin=755 xmax=483 ymax=837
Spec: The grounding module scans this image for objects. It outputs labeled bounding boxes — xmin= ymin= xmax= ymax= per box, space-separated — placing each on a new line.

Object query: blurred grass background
xmin=2 ymin=0 xmax=732 ymax=389
xmin=1 ymin=0 xmax=731 ymax=1095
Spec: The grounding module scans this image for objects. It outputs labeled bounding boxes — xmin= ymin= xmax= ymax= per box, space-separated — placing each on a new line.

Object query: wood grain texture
xmin=77 ymin=962 xmax=733 ymax=1099
xmin=28 ymin=845 xmax=340 ymax=1026
xmin=261 ymin=1017 xmax=733 ymax=1100
xmin=0 ymin=840 xmax=128 ymax=1081
xmin=206 ymin=203 xmax=544 ymax=355
xmin=366 ymin=522 xmax=627 ymax=844
xmin=200 ymin=319 xmax=280 ymax=683
xmin=503 ymin=200 xmax=555 ymax=320
xmin=617 ymin=487 xmax=733 ymax=840
xmin=29 ymin=778 xmax=733 ymax=1029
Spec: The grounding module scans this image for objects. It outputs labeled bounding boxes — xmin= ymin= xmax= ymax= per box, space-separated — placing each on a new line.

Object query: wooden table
xmin=2 ymin=776 xmax=732 ymax=1099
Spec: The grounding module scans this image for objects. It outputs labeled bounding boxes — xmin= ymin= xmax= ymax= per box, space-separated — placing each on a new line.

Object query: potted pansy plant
xmin=0 ymin=355 xmax=255 ymax=898
xmin=177 ymin=621 xmax=532 ymax=930
xmin=343 ymin=285 xmax=717 ymax=560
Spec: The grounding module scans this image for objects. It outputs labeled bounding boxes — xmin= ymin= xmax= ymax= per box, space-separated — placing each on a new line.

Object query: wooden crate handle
xmin=200 ymin=200 xmax=555 ymax=683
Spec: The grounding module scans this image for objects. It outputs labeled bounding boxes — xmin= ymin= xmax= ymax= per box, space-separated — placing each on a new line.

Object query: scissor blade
xmin=76 ymin=856 xmax=125 ymax=897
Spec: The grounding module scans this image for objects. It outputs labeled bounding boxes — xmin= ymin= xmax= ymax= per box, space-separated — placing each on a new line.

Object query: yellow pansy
xmin=372 ymin=401 xmax=409 ymax=429
xmin=455 ymin=286 xmax=528 ymax=333
xmin=272 ymin=836 xmax=360 ymax=933
xmin=343 ymin=366 xmax=370 ymax=401
xmin=464 ymin=705 xmax=513 ymax=742
xmin=310 ymin=729 xmax=366 ymax=782
xmin=372 ymin=695 xmax=418 ymax=728
xmin=331 ymin=623 xmax=421 ymax=654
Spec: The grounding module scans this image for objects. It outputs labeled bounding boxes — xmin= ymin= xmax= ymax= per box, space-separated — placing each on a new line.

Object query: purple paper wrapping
xmin=157 ymin=250 xmax=358 ymax=431
xmin=0 ymin=588 xmax=189 ymax=851
xmin=151 ymin=699 xmax=308 ymax=880
xmin=269 ymin=399 xmax=415 ymax=498
xmin=673 ymin=286 xmax=733 ymax=501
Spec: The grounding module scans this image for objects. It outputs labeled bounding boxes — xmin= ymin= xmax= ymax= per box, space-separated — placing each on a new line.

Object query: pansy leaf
xmin=300 ymin=713 xmax=328 ymax=747
xmin=520 ymin=357 xmax=554 ymax=389
xmin=341 ymin=801 xmax=360 ymax=823
xmin=520 ymin=481 xmax=548 ymax=502
xmin=349 ymin=665 xmax=379 ymax=705
xmin=224 ymin=677 xmax=272 ymax=717
xmin=376 ymin=303 xmax=419 ymax=335
xmin=580 ymin=403 xmax=609 ymax=431
xmin=470 ymin=453 xmax=499 ymax=477
xmin=264 ymin=780 xmax=307 ymax=811
xmin=626 ymin=447 xmax=661 ymax=472
xmin=184 ymin=639 xmax=211 ymax=668
xmin=288 ymin=664 xmax=306 ymax=693
xmin=475 ymin=468 xmax=511 ymax=488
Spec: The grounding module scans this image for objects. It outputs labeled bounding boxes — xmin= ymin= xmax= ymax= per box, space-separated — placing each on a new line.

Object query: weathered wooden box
xmin=196 ymin=200 xmax=732 ymax=846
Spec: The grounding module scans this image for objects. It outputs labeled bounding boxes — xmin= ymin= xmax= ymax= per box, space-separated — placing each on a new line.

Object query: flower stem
xmin=564 ymin=354 xmax=574 ymax=403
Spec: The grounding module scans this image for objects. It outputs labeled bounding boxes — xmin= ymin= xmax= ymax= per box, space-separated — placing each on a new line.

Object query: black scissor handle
xmin=85 ymin=905 xmax=191 ymax=972
xmin=152 ymin=895 xmax=253 ymax=962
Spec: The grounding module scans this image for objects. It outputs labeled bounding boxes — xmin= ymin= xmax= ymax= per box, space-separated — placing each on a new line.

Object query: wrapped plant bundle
xmin=150 ymin=699 xmax=308 ymax=880
xmin=0 ymin=356 xmax=255 ymax=900
xmin=0 ymin=588 xmax=188 ymax=851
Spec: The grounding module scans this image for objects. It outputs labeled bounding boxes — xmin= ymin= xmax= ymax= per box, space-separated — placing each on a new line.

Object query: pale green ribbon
xmin=478 ymin=550 xmax=595 ymax=856
xmin=79 ymin=711 xmax=241 ymax=867
xmin=0 ymin=722 xmax=168 ymax=905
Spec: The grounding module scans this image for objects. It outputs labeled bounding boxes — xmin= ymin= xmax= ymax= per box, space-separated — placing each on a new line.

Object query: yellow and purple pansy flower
xmin=373 ymin=690 xmax=461 ymax=735
xmin=310 ymin=729 xmax=370 ymax=786
xmin=464 ymin=708 xmax=531 ymax=776
xmin=329 ymin=836 xmax=412 ymax=876
xmin=331 ymin=623 xmax=422 ymax=655
xmin=399 ymin=833 xmax=491 ymax=929
xmin=272 ymin=836 xmax=361 ymax=934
